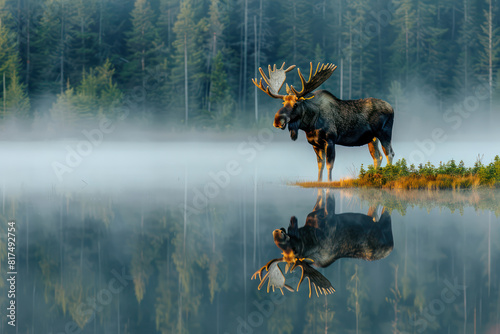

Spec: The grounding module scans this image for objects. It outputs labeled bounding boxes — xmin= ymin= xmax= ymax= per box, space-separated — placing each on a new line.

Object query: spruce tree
xmin=31 ymin=0 xmax=64 ymax=94
xmin=202 ymin=51 xmax=233 ymax=129
xmin=390 ymin=0 xmax=416 ymax=86
xmin=170 ymin=0 xmax=207 ymax=125
xmin=67 ymin=0 xmax=99 ymax=78
xmin=454 ymin=0 xmax=479 ymax=96
xmin=345 ymin=0 xmax=374 ymax=97
xmin=123 ymin=0 xmax=159 ymax=89
xmin=123 ymin=0 xmax=163 ymax=117
xmin=6 ymin=69 xmax=30 ymax=119
xmin=277 ymin=0 xmax=314 ymax=66
xmin=50 ymin=59 xmax=121 ymax=125
xmin=0 ymin=0 xmax=29 ymax=120
xmin=158 ymin=0 xmax=180 ymax=52
xmin=477 ymin=0 xmax=500 ymax=116
xmin=206 ymin=0 xmax=230 ymax=114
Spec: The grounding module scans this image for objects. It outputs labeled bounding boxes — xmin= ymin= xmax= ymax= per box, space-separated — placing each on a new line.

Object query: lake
xmin=0 ymin=140 xmax=499 ymax=333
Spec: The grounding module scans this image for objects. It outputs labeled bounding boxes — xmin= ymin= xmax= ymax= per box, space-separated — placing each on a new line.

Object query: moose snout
xmin=273 ymin=229 xmax=288 ymax=242
xmin=273 ymin=115 xmax=288 ymax=129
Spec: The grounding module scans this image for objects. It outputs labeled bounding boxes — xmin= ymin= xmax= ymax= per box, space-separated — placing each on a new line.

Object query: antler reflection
xmin=251 ymin=256 xmax=335 ymax=298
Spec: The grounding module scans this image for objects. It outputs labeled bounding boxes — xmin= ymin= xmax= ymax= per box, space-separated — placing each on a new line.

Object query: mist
xmin=1 ymin=0 xmax=500 ymax=333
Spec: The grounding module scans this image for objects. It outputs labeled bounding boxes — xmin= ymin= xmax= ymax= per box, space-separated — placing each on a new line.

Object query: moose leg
xmin=325 ymin=141 xmax=335 ymax=182
xmin=379 ymin=117 xmax=395 ymax=165
xmin=324 ymin=189 xmax=334 ymax=217
xmin=380 ymin=140 xmax=395 ymax=165
xmin=367 ymin=205 xmax=380 ymax=221
xmin=313 ymin=146 xmax=325 ymax=181
xmin=367 ymin=206 xmax=377 ymax=218
xmin=368 ymin=138 xmax=383 ymax=168
xmin=313 ymin=189 xmax=324 ymax=210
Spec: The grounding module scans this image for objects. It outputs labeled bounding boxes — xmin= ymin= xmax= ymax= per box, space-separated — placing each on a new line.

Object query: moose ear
xmin=288 ymin=216 xmax=299 ymax=236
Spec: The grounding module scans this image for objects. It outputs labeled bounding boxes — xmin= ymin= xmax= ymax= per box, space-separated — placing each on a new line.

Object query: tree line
xmin=0 ymin=0 xmax=498 ymax=131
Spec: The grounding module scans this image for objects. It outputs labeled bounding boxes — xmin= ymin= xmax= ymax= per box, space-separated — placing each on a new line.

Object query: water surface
xmin=0 ymin=141 xmax=499 ymax=333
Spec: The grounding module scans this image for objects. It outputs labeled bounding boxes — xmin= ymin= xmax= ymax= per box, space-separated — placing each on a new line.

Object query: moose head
xmin=252 ymin=62 xmax=337 ymax=141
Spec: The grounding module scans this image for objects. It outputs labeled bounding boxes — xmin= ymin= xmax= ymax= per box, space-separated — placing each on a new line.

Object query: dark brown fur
xmin=273 ymin=90 xmax=395 ymax=181
xmin=273 ymin=190 xmax=394 ymax=268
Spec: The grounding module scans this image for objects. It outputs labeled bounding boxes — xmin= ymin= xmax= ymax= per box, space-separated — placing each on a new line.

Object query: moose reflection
xmin=252 ymin=190 xmax=394 ymax=297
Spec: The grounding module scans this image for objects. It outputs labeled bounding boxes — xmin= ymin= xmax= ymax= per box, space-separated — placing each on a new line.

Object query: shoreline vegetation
xmin=294 ymin=156 xmax=500 ymax=190
xmin=340 ymin=187 xmax=500 ymax=216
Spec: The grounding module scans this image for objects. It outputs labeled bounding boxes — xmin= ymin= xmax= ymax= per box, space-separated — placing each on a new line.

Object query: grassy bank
xmin=295 ymin=156 xmax=500 ymax=190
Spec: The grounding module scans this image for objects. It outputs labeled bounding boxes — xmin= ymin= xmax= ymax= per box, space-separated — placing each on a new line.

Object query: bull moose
xmin=252 ymin=190 xmax=394 ymax=297
xmin=253 ymin=62 xmax=395 ymax=181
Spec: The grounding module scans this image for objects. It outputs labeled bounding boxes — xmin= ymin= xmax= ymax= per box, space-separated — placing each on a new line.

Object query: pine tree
xmin=0 ymin=14 xmax=19 ymax=79
xmin=199 ymin=51 xmax=234 ymax=129
xmin=414 ymin=0 xmax=436 ymax=69
xmin=344 ymin=0 xmax=374 ymax=98
xmin=277 ymin=0 xmax=314 ymax=66
xmin=6 ymin=69 xmax=30 ymax=119
xmin=311 ymin=0 xmax=335 ymax=55
xmin=342 ymin=7 xmax=356 ymax=99
xmin=454 ymin=0 xmax=479 ymax=96
xmin=346 ymin=263 xmax=368 ymax=333
xmin=50 ymin=60 xmax=121 ymax=125
xmin=95 ymin=0 xmax=135 ymax=64
xmin=302 ymin=296 xmax=338 ymax=334
xmin=388 ymin=80 xmax=407 ymax=114
xmin=158 ymin=0 xmax=180 ymax=52
xmin=426 ymin=26 xmax=449 ymax=108
xmin=170 ymin=0 xmax=207 ymax=125
xmin=96 ymin=59 xmax=122 ymax=117
xmin=31 ymin=0 xmax=65 ymax=94
xmin=206 ymin=0 xmax=229 ymax=114
xmin=313 ymin=43 xmax=325 ymax=64
xmin=67 ymin=0 xmax=99 ymax=78
xmin=390 ymin=0 xmax=416 ymax=86
xmin=123 ymin=0 xmax=160 ymax=90
xmin=477 ymin=0 xmax=500 ymax=117
xmin=0 ymin=0 xmax=29 ymax=120
xmin=49 ymin=82 xmax=79 ymax=127
xmin=0 ymin=0 xmax=19 ymax=77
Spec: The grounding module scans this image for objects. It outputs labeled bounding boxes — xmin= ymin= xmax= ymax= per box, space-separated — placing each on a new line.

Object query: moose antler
xmin=252 ymin=62 xmax=296 ymax=99
xmin=292 ymin=259 xmax=335 ymax=297
xmin=289 ymin=62 xmax=337 ymax=98
xmin=252 ymin=257 xmax=335 ymax=298
xmin=252 ymin=258 xmax=294 ymax=294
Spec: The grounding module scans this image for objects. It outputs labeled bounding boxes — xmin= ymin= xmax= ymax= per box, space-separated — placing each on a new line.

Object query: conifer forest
xmin=0 ymin=0 xmax=499 ymax=132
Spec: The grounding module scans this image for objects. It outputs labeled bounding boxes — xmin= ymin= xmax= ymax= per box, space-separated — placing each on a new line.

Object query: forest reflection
xmin=0 ymin=186 xmax=498 ymax=333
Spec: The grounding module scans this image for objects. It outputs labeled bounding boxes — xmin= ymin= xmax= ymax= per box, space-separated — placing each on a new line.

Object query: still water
xmin=1 ymin=177 xmax=499 ymax=334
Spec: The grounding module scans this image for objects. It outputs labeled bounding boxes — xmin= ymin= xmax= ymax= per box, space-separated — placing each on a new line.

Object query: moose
xmin=253 ymin=62 xmax=395 ymax=181
xmin=252 ymin=189 xmax=394 ymax=297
